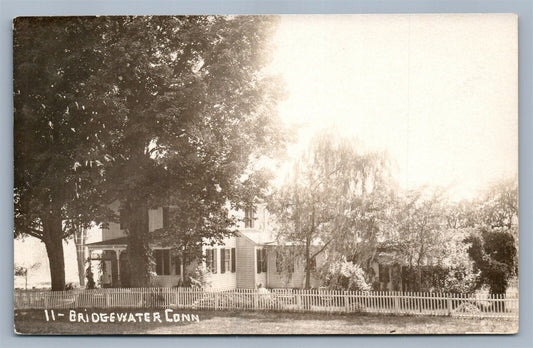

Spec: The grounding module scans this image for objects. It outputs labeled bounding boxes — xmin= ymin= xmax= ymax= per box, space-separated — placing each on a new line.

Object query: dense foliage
xmin=268 ymin=130 xmax=391 ymax=288
xmin=14 ymin=16 xmax=287 ymax=289
xmin=270 ymin=129 xmax=517 ymax=293
xmin=466 ymin=229 xmax=517 ymax=294
xmin=319 ymin=259 xmax=371 ymax=291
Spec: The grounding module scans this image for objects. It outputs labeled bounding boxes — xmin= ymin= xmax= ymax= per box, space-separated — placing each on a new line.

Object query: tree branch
xmin=311 ymin=238 xmax=333 ymax=259
xmin=25 ymin=228 xmax=44 ymax=241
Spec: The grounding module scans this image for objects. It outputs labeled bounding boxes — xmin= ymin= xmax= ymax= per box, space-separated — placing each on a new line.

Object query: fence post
xmin=447 ymin=293 xmax=452 ymax=316
xmin=344 ymin=291 xmax=349 ymax=313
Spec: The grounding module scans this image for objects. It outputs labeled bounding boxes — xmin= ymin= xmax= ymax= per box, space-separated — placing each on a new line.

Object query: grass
xmin=14 ymin=309 xmax=518 ymax=335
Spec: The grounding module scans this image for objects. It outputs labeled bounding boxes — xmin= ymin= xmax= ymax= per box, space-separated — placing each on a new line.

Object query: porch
xmin=86 ymin=237 xmax=183 ymax=288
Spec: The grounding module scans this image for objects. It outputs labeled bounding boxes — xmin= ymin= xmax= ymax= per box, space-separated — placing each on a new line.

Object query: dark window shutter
xmin=262 ymin=249 xmax=267 ymax=273
xmin=231 ymin=248 xmax=236 ymax=273
xmin=119 ymin=209 xmax=127 ymax=230
xmin=220 ymin=248 xmax=226 ymax=273
xmin=163 ymin=249 xmax=170 ymax=275
xmin=256 ymin=249 xmax=261 ymax=273
xmin=163 ymin=207 xmax=169 ymax=228
xmin=213 ymin=249 xmax=217 ymax=274
xmin=206 ymin=249 xmax=212 ymax=272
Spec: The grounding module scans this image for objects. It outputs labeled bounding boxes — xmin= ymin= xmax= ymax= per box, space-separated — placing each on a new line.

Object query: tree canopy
xmin=268 ymin=130 xmax=391 ymax=288
xmin=465 ymin=178 xmax=518 ymax=294
xmin=14 ymin=16 xmax=287 ymax=289
xmin=14 ymin=17 xmax=115 ymax=290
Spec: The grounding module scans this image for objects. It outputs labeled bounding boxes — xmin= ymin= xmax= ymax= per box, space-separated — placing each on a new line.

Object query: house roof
xmin=86 ymin=237 xmax=127 ymax=248
xmin=238 ymin=230 xmax=275 ymax=245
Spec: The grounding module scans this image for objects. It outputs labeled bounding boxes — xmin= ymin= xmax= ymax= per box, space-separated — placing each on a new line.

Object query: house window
xmin=276 ymin=251 xmax=294 ymax=273
xmin=379 ymin=264 xmax=390 ymax=284
xmin=221 ymin=248 xmax=232 ymax=274
xmin=244 ymin=206 xmax=255 ymax=228
xmin=162 ymin=207 xmax=177 ymax=228
xmin=119 ymin=209 xmax=127 ymax=230
xmin=256 ymin=248 xmax=267 ymax=273
xmin=206 ymin=248 xmax=218 ymax=274
xmin=162 ymin=207 xmax=170 ymax=228
xmin=154 ymin=249 xmax=171 ymax=275
xmin=309 ymin=256 xmax=317 ymax=271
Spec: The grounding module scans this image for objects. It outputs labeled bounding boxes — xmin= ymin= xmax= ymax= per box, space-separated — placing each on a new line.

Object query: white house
xmin=86 ymin=202 xmax=322 ymax=289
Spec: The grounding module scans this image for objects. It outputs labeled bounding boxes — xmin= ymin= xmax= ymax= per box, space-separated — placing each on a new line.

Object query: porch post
xmin=116 ymin=249 xmax=121 ymax=287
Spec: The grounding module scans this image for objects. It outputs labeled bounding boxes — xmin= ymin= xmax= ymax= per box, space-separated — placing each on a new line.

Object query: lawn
xmin=14 ymin=309 xmax=518 ymax=335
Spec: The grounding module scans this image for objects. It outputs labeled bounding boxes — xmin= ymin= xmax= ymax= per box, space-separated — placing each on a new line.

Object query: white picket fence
xmin=14 ymin=288 xmax=518 ymax=319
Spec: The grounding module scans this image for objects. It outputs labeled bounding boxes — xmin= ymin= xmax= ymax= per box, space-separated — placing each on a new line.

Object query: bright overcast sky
xmin=267 ymin=14 xmax=517 ymax=201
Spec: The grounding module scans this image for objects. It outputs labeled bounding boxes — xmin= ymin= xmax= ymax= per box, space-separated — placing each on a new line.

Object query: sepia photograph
xmin=13 ymin=14 xmax=518 ymax=335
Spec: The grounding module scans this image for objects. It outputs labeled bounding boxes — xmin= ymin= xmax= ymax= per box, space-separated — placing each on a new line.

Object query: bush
xmin=319 ymin=259 xmax=371 ymax=291
xmin=64 ymin=282 xmax=77 ymax=291
xmin=186 ymin=265 xmax=211 ymax=288
xmin=466 ymin=229 xmax=517 ymax=294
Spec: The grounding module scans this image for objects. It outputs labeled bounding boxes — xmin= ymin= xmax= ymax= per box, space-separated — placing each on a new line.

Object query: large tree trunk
xmin=125 ymin=200 xmax=152 ymax=287
xmin=76 ymin=246 xmax=85 ymax=287
xmin=74 ymin=227 xmax=86 ymax=286
xmin=42 ymin=216 xmax=65 ymax=291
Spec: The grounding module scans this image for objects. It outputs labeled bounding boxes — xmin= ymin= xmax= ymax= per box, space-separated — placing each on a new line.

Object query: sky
xmin=267 ymin=14 xmax=517 ymax=201
xmin=14 ymin=14 xmax=518 ymax=288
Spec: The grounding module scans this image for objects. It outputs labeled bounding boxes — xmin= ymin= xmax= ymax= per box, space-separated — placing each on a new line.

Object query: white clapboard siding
xmin=14 ymin=288 xmax=518 ymax=320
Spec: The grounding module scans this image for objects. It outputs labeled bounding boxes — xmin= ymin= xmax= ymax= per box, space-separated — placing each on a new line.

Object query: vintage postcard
xmin=13 ymin=14 xmax=518 ymax=335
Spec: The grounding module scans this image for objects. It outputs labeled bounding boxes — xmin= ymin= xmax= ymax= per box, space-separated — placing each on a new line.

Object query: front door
xmin=119 ymin=251 xmax=131 ymax=287
xmin=102 ymin=260 xmax=113 ymax=287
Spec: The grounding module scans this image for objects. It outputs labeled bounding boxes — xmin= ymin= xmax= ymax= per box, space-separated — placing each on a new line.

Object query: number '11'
xmin=44 ymin=309 xmax=56 ymax=321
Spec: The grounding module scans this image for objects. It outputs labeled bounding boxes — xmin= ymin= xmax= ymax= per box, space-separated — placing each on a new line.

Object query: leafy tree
xmin=478 ymin=177 xmax=518 ymax=232
xmin=386 ymin=189 xmax=447 ymax=291
xmin=269 ymin=130 xmax=390 ymax=288
xmin=384 ymin=189 xmax=479 ymax=292
xmin=464 ymin=177 xmax=518 ymax=294
xmin=466 ymin=229 xmax=516 ymax=294
xmin=14 ymin=263 xmax=41 ymax=290
xmin=15 ymin=16 xmax=287 ymax=288
xmin=90 ymin=16 xmax=285 ymax=286
xmin=319 ymin=258 xmax=371 ymax=291
xmin=14 ymin=17 xmax=113 ymax=290
xmin=444 ymin=199 xmax=478 ymax=230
